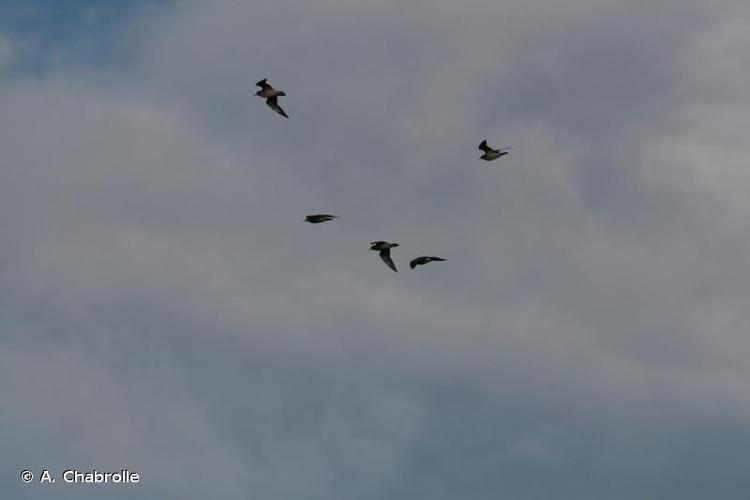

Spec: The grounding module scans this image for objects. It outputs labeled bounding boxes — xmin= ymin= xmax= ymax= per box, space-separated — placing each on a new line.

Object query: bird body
xmin=370 ymin=241 xmax=399 ymax=272
xmin=255 ymin=78 xmax=289 ymax=118
xmin=479 ymin=140 xmax=510 ymax=161
xmin=305 ymin=214 xmax=338 ymax=224
xmin=409 ymin=256 xmax=446 ymax=269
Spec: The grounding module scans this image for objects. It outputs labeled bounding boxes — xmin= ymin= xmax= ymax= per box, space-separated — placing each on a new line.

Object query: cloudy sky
xmin=2 ymin=0 xmax=750 ymax=498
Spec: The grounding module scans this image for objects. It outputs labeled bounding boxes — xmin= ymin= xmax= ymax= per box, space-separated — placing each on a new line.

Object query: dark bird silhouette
xmin=370 ymin=241 xmax=399 ymax=272
xmin=305 ymin=214 xmax=338 ymax=224
xmin=255 ymin=78 xmax=289 ymax=118
xmin=409 ymin=256 xmax=446 ymax=269
xmin=479 ymin=140 xmax=510 ymax=161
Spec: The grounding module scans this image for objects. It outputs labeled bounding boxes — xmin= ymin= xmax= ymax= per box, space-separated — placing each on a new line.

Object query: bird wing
xmin=410 ymin=256 xmax=445 ymax=268
xmin=307 ymin=214 xmax=336 ymax=222
xmin=479 ymin=140 xmax=492 ymax=153
xmin=266 ymin=96 xmax=289 ymax=118
xmin=256 ymin=78 xmax=269 ymax=89
xmin=380 ymin=249 xmax=398 ymax=272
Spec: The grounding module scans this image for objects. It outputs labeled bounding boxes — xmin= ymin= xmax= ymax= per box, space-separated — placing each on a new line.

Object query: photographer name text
xmin=20 ymin=469 xmax=140 ymax=485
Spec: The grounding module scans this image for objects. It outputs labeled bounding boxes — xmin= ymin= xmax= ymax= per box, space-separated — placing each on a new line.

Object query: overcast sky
xmin=2 ymin=0 xmax=750 ymax=498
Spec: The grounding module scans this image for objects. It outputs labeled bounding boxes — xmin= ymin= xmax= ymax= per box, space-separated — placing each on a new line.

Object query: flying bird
xmin=255 ymin=78 xmax=289 ymax=118
xmin=370 ymin=241 xmax=399 ymax=273
xmin=409 ymin=256 xmax=446 ymax=269
xmin=305 ymin=214 xmax=338 ymax=224
xmin=479 ymin=140 xmax=510 ymax=161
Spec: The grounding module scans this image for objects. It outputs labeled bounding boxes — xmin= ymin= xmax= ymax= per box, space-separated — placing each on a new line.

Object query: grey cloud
xmin=2 ymin=0 xmax=750 ymax=498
